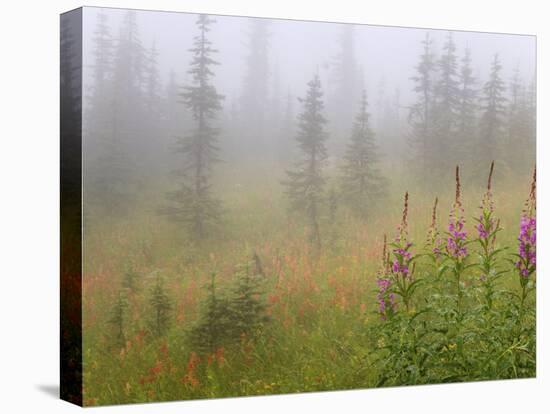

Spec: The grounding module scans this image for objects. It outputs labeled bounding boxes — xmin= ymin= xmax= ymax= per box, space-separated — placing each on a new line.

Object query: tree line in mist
xmin=81 ymin=10 xmax=535 ymax=246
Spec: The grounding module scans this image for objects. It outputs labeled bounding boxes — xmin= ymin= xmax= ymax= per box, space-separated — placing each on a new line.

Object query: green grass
xmin=81 ymin=164 xmax=535 ymax=406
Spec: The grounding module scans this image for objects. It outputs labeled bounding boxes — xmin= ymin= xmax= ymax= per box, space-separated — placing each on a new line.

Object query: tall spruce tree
xmin=408 ymin=33 xmax=437 ymax=179
xmin=140 ymin=40 xmax=163 ymax=169
xmin=240 ymin=19 xmax=270 ymax=156
xmin=340 ymin=90 xmax=386 ymax=219
xmin=284 ymin=75 xmax=328 ymax=251
xmin=505 ymin=66 xmax=523 ymax=172
xmin=89 ymin=10 xmax=113 ymax=100
xmin=456 ymin=48 xmax=478 ymax=173
xmin=88 ymin=10 xmax=145 ymax=217
xmin=145 ymin=41 xmax=161 ymax=113
xmin=162 ymin=14 xmax=224 ymax=241
xmin=277 ymin=89 xmax=295 ymax=163
xmin=506 ymin=69 xmax=535 ymax=174
xmin=328 ymin=25 xmax=360 ymax=154
xmin=433 ymin=32 xmax=460 ymax=175
xmin=478 ymin=54 xmax=507 ymax=170
xmin=83 ymin=10 xmax=115 ymax=217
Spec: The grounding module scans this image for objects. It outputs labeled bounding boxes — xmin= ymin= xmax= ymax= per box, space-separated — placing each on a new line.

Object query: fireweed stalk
xmin=474 ymin=162 xmax=504 ymax=310
xmin=426 ymin=197 xmax=443 ymax=265
xmin=376 ymin=234 xmax=397 ymax=320
xmin=515 ymin=168 xmax=536 ymax=314
xmin=445 ymin=166 xmax=469 ymax=315
xmin=387 ymin=192 xmax=417 ymax=312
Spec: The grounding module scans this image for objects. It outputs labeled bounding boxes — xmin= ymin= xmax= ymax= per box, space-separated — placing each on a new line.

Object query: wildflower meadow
xmin=68 ymin=8 xmax=536 ymax=406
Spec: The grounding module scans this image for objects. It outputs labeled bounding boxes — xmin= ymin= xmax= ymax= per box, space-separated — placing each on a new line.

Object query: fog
xmin=83 ymin=7 xmax=534 ymax=109
xmin=80 ymin=6 xmax=536 ymax=219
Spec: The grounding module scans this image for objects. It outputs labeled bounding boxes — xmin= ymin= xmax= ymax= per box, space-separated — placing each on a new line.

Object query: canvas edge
xmin=60 ymin=6 xmax=83 ymax=407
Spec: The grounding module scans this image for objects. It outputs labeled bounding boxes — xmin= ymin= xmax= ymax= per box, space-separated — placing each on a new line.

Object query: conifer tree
xmin=276 ymin=90 xmax=295 ymax=163
xmin=433 ymin=32 xmax=460 ymax=173
xmin=162 ymin=14 xmax=224 ymax=241
xmin=377 ymin=86 xmax=402 ymax=159
xmin=506 ymin=69 xmax=535 ymax=174
xmin=188 ymin=273 xmax=232 ymax=354
xmin=108 ymin=290 xmax=128 ymax=348
xmin=456 ymin=48 xmax=478 ymax=169
xmin=340 ymin=90 xmax=386 ymax=219
xmin=408 ymin=33 xmax=437 ymax=179
xmin=122 ymin=266 xmax=140 ymax=292
xmin=140 ymin=40 xmax=163 ymax=168
xmin=328 ymin=25 xmax=360 ymax=153
xmin=164 ymin=69 xmax=179 ymax=130
xmin=228 ymin=260 xmax=269 ymax=339
xmin=240 ymin=19 xmax=270 ymax=155
xmin=147 ymin=273 xmax=172 ymax=337
xmin=89 ymin=10 xmax=145 ymax=216
xmin=284 ymin=74 xmax=328 ymax=251
xmin=478 ymin=54 xmax=507 ymax=169
xmin=83 ymin=10 xmax=115 ymax=216
xmin=89 ymin=10 xmax=113 ymax=99
xmin=145 ymin=41 xmax=161 ymax=114
xmin=504 ymin=66 xmax=523 ymax=172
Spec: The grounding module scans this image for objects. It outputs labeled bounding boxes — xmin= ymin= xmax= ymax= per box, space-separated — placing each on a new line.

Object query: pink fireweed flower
xmin=426 ymin=197 xmax=443 ymax=258
xmin=477 ymin=161 xmax=496 ymax=241
xmin=376 ymin=277 xmax=397 ymax=320
xmin=392 ymin=193 xmax=414 ymax=279
xmin=446 ymin=166 xmax=468 ymax=261
xmin=395 ymin=192 xmax=409 ymax=244
xmin=515 ymin=169 xmax=536 ymax=278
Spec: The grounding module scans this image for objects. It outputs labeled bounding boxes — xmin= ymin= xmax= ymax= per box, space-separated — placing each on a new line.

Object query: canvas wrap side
xmin=60 ymin=7 xmax=83 ymax=407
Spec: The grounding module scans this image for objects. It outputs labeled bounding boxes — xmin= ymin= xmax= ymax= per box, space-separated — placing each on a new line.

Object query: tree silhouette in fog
xmin=478 ymin=54 xmax=507 ymax=171
xmin=340 ymin=90 xmax=387 ymax=220
xmin=284 ymin=74 xmax=328 ymax=252
xmin=162 ymin=14 xmax=224 ymax=241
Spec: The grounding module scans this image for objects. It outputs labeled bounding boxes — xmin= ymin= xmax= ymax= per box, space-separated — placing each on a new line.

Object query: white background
xmin=0 ymin=0 xmax=547 ymax=412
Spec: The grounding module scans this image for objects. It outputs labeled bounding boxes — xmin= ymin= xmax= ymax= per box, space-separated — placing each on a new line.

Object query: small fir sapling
xmin=108 ymin=290 xmax=128 ymax=349
xmin=228 ymin=259 xmax=270 ymax=340
xmin=148 ymin=272 xmax=172 ymax=337
xmin=122 ymin=265 xmax=140 ymax=292
xmin=187 ymin=273 xmax=233 ymax=355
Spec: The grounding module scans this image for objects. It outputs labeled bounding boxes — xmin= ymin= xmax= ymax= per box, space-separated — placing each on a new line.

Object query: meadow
xmin=81 ymin=162 xmax=536 ymax=406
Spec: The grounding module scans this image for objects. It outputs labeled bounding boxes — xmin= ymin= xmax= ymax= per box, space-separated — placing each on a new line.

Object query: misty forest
xmin=76 ymin=8 xmax=536 ymax=405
